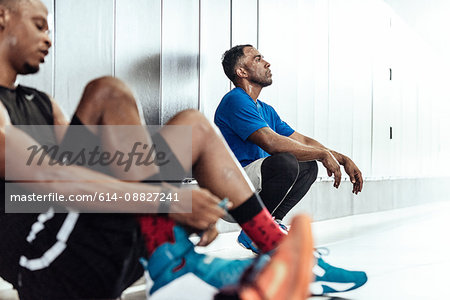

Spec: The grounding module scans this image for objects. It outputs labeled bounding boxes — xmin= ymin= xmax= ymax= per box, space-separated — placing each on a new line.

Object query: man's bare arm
xmin=48 ymin=95 xmax=69 ymax=144
xmin=289 ymin=131 xmax=363 ymax=194
xmin=247 ymin=126 xmax=342 ymax=187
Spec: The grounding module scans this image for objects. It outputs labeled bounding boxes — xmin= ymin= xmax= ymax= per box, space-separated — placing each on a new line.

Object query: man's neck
xmin=0 ymin=58 xmax=18 ymax=89
xmin=236 ymin=82 xmax=262 ymax=102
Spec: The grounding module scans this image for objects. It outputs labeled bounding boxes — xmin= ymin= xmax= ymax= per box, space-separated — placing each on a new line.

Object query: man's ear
xmin=0 ymin=7 xmax=9 ymax=31
xmin=235 ymin=67 xmax=248 ymax=79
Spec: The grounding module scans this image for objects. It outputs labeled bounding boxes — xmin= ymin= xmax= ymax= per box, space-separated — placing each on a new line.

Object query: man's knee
xmin=302 ymin=160 xmax=318 ymax=183
xmin=265 ymin=152 xmax=299 ymax=181
xmin=169 ymin=109 xmax=213 ymax=138
xmin=82 ymin=76 xmax=135 ymax=107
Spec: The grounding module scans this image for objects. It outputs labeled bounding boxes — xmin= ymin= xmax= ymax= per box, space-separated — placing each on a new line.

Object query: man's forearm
xmin=268 ymin=135 xmax=328 ymax=162
xmin=289 ymin=131 xmax=348 ymax=165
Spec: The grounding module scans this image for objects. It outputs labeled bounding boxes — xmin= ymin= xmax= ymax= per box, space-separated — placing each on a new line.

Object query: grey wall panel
xmin=115 ymin=0 xmax=161 ymax=125
xmin=231 ymin=0 xmax=258 ymax=47
xmin=54 ymin=0 xmax=114 ymax=117
xmin=199 ymin=0 xmax=231 ymax=122
xmin=18 ymin=0 xmax=55 ymax=97
xmin=161 ymin=0 xmax=199 ymax=124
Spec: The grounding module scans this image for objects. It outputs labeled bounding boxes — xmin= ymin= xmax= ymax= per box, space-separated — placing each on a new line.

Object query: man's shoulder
xmin=221 ymin=88 xmax=254 ymax=109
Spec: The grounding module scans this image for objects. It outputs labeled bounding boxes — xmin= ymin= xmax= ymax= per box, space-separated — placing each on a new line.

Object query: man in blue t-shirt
xmin=215 ymin=44 xmax=363 ymax=243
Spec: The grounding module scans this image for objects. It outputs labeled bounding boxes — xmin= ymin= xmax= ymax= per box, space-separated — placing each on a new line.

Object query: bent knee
xmin=168 ymin=109 xmax=213 ymax=135
xmin=305 ymin=160 xmax=318 ymax=179
xmin=84 ymin=76 xmax=134 ymax=103
xmin=267 ymin=152 xmax=299 ymax=180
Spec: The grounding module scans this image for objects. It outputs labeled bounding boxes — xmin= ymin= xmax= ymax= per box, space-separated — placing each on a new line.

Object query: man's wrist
xmin=330 ymin=150 xmax=346 ymax=165
xmin=318 ymin=149 xmax=329 ymax=161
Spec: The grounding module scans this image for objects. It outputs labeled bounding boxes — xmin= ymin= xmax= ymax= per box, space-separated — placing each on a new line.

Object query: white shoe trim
xmin=311 ymin=281 xmax=356 ymax=293
xmin=312 ymin=264 xmax=325 ymax=277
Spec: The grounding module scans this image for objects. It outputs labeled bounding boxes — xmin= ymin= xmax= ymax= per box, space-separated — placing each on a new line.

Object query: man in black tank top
xmin=0 ymin=0 xmax=318 ymax=299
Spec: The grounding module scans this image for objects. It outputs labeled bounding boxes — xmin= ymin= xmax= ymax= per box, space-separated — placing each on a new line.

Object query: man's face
xmin=239 ymin=46 xmax=272 ymax=87
xmin=4 ymin=0 xmax=52 ymax=74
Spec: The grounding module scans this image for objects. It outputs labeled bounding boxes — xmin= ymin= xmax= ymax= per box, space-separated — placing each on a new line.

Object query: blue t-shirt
xmin=214 ymin=87 xmax=295 ymax=167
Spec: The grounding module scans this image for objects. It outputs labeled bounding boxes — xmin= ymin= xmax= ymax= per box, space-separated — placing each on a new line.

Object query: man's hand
xmin=197 ymin=225 xmax=219 ymax=247
xmin=320 ymin=151 xmax=342 ymax=188
xmin=169 ymin=188 xmax=228 ymax=231
xmin=342 ymin=158 xmax=363 ymax=194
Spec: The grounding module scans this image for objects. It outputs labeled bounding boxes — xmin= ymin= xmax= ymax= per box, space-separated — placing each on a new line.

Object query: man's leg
xmin=72 ymin=77 xmax=285 ymax=253
xmin=158 ymin=110 xmax=286 ymax=252
xmin=256 ymin=153 xmax=300 ymax=216
xmin=270 ymin=160 xmax=318 ymax=221
xmin=251 ymin=153 xmax=318 ymax=222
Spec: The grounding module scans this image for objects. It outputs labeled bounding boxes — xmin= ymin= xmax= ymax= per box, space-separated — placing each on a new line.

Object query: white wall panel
xmin=258 ymin=0 xmax=299 ymax=131
xmin=231 ymin=0 xmax=258 ymax=47
xmin=18 ymin=0 xmax=55 ymax=97
xmin=328 ymin=0 xmax=356 ymax=172
xmin=349 ymin=1 xmax=375 ymax=178
xmin=310 ymin=0 xmax=331 ymax=142
xmin=161 ymin=0 xmax=199 ymax=124
xmin=54 ymin=0 xmax=114 ymax=117
xmin=199 ymin=0 xmax=231 ymax=122
xmin=328 ymin=0 xmax=374 ymax=178
xmin=371 ymin=2 xmax=394 ymax=177
xmin=115 ymin=0 xmax=161 ymax=125
xmin=296 ymin=0 xmax=316 ymax=138
xmin=310 ymin=0 xmax=331 ymax=179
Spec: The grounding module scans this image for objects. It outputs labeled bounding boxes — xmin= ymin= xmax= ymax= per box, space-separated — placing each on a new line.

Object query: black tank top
xmin=0 ymin=85 xmax=54 ymax=126
xmin=0 ymin=85 xmax=56 ymax=212
xmin=0 ymin=85 xmax=56 ymax=284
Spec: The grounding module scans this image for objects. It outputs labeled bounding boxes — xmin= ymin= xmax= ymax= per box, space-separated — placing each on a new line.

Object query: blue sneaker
xmin=237 ymin=221 xmax=288 ymax=254
xmin=237 ymin=230 xmax=260 ymax=254
xmin=275 ymin=219 xmax=288 ymax=232
xmin=310 ymin=251 xmax=368 ymax=295
xmin=141 ymin=226 xmax=268 ymax=295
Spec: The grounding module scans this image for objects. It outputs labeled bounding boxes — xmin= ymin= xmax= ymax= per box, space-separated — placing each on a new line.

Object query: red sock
xmin=229 ymin=194 xmax=286 ymax=252
xmin=137 ymin=215 xmax=175 ymax=256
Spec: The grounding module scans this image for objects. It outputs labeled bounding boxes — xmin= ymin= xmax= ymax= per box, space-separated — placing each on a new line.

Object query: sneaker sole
xmin=239 ymin=214 xmax=313 ymax=300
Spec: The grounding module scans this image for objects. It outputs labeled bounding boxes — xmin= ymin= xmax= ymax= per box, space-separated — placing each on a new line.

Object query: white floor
xmin=144 ymin=200 xmax=450 ymax=300
xmin=2 ymin=200 xmax=450 ymax=299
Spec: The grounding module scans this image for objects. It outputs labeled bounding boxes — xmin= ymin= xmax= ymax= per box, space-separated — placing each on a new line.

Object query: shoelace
xmin=274 ymin=219 xmax=288 ymax=233
xmin=314 ymin=247 xmax=330 ymax=258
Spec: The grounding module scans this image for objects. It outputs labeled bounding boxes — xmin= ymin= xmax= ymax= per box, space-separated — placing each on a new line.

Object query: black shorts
xmin=15 ymin=115 xmax=186 ymax=299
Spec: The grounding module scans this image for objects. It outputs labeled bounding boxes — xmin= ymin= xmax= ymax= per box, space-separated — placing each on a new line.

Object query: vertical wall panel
xmin=199 ymin=0 xmax=231 ymax=122
xmin=231 ymin=0 xmax=258 ymax=47
xmin=161 ymin=0 xmax=199 ymax=124
xmin=115 ymin=0 xmax=161 ymax=125
xmin=349 ymin=1 xmax=375 ymax=178
xmin=54 ymin=0 xmax=114 ymax=117
xmin=18 ymin=0 xmax=55 ymax=97
xmin=296 ymin=0 xmax=316 ymax=138
xmin=328 ymin=0 xmax=373 ymax=178
xmin=328 ymin=0 xmax=355 ymax=168
xmin=258 ymin=0 xmax=299 ymax=130
xmin=371 ymin=2 xmax=393 ymax=177
xmin=311 ymin=0 xmax=331 ymax=178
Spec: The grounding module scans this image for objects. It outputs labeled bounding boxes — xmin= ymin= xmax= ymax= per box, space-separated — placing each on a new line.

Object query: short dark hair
xmin=222 ymin=44 xmax=253 ymax=83
xmin=0 ymin=0 xmax=28 ymax=10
